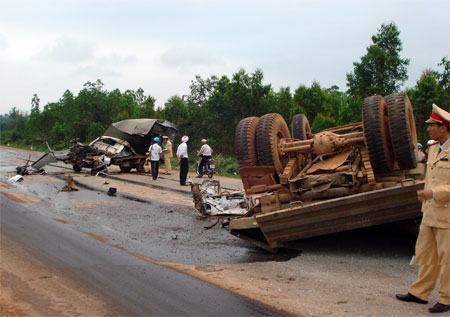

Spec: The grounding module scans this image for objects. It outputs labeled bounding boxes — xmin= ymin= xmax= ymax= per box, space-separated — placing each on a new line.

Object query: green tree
xmin=407 ymin=70 xmax=444 ymax=143
xmin=31 ymin=94 xmax=40 ymax=113
xmin=293 ymin=82 xmax=326 ymax=124
xmin=311 ymin=113 xmax=337 ymax=132
xmin=346 ymin=22 xmax=409 ymax=98
xmin=438 ymin=57 xmax=450 ymax=109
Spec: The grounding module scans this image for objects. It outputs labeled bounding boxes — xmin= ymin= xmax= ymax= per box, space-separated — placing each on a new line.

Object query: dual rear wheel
xmin=235 ymin=113 xmax=311 ymax=175
xmin=362 ymin=93 xmax=417 ymax=174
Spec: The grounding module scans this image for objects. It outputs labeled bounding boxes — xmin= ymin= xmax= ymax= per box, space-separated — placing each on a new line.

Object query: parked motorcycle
xmin=196 ymin=156 xmax=215 ymax=178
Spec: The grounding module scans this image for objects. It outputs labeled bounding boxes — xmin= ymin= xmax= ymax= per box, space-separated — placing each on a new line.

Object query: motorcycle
xmin=196 ymin=156 xmax=215 ymax=178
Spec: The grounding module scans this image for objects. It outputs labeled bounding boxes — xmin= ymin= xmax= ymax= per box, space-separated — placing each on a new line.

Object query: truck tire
xmin=72 ymin=164 xmax=82 ymax=173
xmin=291 ymin=114 xmax=312 ymax=140
xmin=385 ymin=92 xmax=418 ymax=170
xmin=235 ymin=117 xmax=260 ymax=168
xmin=363 ymin=95 xmax=394 ymax=174
xmin=256 ymin=113 xmax=291 ymax=174
xmin=119 ymin=165 xmax=132 ymax=173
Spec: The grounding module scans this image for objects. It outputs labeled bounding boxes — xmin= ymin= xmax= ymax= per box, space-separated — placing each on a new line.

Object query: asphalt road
xmin=1 ymin=196 xmax=281 ymax=316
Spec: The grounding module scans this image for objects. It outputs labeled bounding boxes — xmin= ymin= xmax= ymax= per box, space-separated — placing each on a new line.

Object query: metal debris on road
xmin=8 ymin=175 xmax=24 ymax=183
xmin=107 ymin=187 xmax=117 ymax=196
xmin=191 ymin=180 xmax=248 ymax=216
xmin=16 ymin=154 xmax=46 ymax=175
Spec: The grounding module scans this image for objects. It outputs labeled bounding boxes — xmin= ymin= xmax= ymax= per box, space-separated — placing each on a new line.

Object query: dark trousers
xmin=150 ymin=160 xmax=159 ymax=180
xmin=179 ymin=157 xmax=189 ymax=185
xmin=198 ymin=155 xmax=212 ymax=175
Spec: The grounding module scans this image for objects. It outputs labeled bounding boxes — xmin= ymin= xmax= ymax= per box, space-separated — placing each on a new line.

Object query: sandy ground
xmin=1 ymin=146 xmax=446 ymax=316
xmin=0 ymin=234 xmax=125 ymax=317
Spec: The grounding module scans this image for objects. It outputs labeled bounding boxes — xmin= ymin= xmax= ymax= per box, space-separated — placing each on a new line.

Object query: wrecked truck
xmin=21 ymin=119 xmax=176 ymax=174
xmin=229 ymin=92 xmax=425 ymax=252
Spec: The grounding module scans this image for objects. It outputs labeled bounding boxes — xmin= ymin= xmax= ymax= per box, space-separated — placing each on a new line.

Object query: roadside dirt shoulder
xmin=132 ymin=251 xmax=434 ymax=317
xmin=0 ymin=234 xmax=126 ymax=317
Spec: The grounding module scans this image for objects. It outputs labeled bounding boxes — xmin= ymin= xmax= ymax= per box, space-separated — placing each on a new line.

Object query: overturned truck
xmin=229 ymin=92 xmax=425 ymax=251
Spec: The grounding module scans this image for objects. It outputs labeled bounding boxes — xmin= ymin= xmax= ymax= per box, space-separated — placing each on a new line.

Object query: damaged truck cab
xmin=22 ymin=119 xmax=177 ymax=175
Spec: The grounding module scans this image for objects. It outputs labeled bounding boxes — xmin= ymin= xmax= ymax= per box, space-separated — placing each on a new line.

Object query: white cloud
xmin=71 ymin=64 xmax=122 ymax=78
xmin=40 ymin=37 xmax=94 ymax=64
xmin=1 ymin=0 xmax=449 ymax=114
xmin=160 ymin=47 xmax=223 ymax=70
xmin=0 ymin=34 xmax=6 ymax=49
xmin=100 ymin=53 xmax=137 ymax=65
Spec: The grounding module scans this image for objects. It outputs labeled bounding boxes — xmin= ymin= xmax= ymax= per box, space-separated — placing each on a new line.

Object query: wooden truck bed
xmin=229 ymin=181 xmax=424 ymax=251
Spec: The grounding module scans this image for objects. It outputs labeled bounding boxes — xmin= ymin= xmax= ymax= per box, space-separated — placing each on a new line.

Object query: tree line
xmin=1 ymin=23 xmax=449 ymax=158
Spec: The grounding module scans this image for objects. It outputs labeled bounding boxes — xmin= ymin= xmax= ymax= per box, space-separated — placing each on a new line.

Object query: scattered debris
xmin=61 ymin=175 xmax=79 ymax=191
xmin=8 ymin=175 xmax=24 ymax=183
xmin=16 ymin=154 xmax=46 ymax=175
xmin=191 ymin=180 xmax=248 ymax=216
xmin=107 ymin=187 xmax=117 ymax=196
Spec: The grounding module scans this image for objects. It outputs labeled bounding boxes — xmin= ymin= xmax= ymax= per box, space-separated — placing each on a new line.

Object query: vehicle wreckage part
xmin=229 ymin=182 xmax=423 ymax=249
xmin=256 ymin=113 xmax=291 ymax=174
xmin=239 ymin=166 xmax=278 ymax=194
xmin=360 ymin=148 xmax=376 ymax=184
xmin=291 ymin=114 xmax=312 ymax=140
xmin=235 ymin=117 xmax=260 ymax=168
xmin=362 ymin=95 xmax=394 ymax=174
xmin=72 ymin=164 xmax=82 ymax=172
xmin=191 ymin=180 xmax=248 ymax=216
xmin=119 ymin=165 xmax=132 ymax=173
xmin=385 ymin=92 xmax=418 ymax=170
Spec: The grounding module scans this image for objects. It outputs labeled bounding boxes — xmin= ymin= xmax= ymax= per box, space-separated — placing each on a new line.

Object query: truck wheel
xmin=256 ymin=113 xmax=291 ymax=174
xmin=119 ymin=165 xmax=131 ymax=173
xmin=291 ymin=114 xmax=312 ymax=140
xmin=363 ymin=95 xmax=394 ymax=174
xmin=72 ymin=164 xmax=82 ymax=173
xmin=235 ymin=117 xmax=260 ymax=168
xmin=385 ymin=92 xmax=418 ymax=170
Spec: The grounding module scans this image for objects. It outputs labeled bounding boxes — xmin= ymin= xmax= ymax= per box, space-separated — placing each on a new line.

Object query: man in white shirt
xmin=149 ymin=137 xmax=162 ymax=180
xmin=176 ymin=135 xmax=189 ymax=185
xmin=197 ymin=139 xmax=213 ymax=177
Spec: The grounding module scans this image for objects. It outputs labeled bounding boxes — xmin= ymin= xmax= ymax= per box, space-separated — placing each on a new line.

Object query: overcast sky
xmin=0 ymin=0 xmax=449 ymax=114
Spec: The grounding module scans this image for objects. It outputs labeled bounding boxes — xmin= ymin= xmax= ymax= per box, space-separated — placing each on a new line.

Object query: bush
xmin=214 ymin=154 xmax=239 ymax=176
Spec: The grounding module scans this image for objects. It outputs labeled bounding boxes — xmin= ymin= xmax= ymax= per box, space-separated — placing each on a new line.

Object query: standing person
xmin=176 ymin=135 xmax=189 ymax=186
xmin=149 ymin=137 xmax=162 ymax=180
xmin=162 ymin=136 xmax=173 ymax=175
xmin=396 ymin=104 xmax=450 ymax=314
xmin=196 ymin=138 xmax=213 ymax=177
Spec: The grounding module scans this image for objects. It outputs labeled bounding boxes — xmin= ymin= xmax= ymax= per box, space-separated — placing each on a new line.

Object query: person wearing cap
xmin=149 ymin=137 xmax=162 ymax=180
xmin=196 ymin=138 xmax=213 ymax=178
xmin=176 ymin=135 xmax=189 ymax=185
xmin=162 ymin=136 xmax=173 ymax=175
xmin=396 ymin=104 xmax=450 ymax=313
